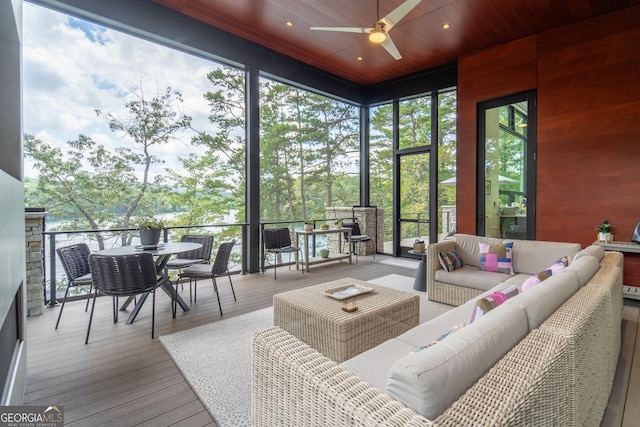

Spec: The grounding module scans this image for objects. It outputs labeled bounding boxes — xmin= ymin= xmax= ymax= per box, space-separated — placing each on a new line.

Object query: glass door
xmin=477 ymin=91 xmax=536 ymax=239
xmin=398 ymin=152 xmax=430 ymax=254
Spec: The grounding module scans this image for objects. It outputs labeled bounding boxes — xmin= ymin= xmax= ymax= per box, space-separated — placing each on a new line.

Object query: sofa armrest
xmin=426 ymin=240 xmax=457 ymax=293
xmin=435 ymin=329 xmax=571 ymax=427
xmin=252 ymin=327 xmax=434 ymax=427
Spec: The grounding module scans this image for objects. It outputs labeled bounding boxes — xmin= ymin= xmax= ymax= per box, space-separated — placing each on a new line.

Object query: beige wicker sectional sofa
xmin=252 ymin=242 xmax=623 ymax=426
xmin=426 ymin=233 xmax=584 ymax=306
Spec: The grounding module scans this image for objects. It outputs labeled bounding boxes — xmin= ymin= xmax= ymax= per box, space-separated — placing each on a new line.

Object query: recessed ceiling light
xmin=286 ymin=21 xmax=293 ymax=27
xmin=357 ymin=57 xmax=363 ymax=61
xmin=443 ymin=23 xmax=450 ymax=30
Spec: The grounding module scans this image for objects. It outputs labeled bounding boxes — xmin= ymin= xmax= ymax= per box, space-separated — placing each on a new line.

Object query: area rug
xmin=377 ymin=257 xmax=420 ymax=270
xmin=159 ymin=274 xmax=451 ymax=426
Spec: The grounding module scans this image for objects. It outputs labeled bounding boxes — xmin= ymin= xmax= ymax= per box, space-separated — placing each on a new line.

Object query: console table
xmin=295 ymin=227 xmax=352 ymax=272
xmin=594 ymin=240 xmax=640 ymax=300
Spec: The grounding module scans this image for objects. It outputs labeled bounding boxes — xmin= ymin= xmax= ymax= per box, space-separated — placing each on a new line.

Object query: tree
xmin=25 ymin=85 xmax=192 ymax=248
xmin=96 ymin=86 xmax=192 ymax=243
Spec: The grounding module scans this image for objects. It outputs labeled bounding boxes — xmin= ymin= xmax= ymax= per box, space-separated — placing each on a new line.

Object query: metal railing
xmin=43 ymin=222 xmax=248 ymax=306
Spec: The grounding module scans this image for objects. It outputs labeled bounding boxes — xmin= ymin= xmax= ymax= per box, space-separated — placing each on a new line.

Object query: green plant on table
xmin=596 ymin=219 xmax=614 ymax=233
xmin=139 ymin=217 xmax=166 ymax=230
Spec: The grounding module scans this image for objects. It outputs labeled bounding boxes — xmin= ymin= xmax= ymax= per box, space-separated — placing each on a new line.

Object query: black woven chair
xmin=86 ymin=252 xmax=166 ymax=344
xmin=178 ymin=240 xmax=237 ymax=315
xmin=342 ymin=222 xmax=375 ymax=262
xmin=166 ymin=234 xmax=214 ymax=300
xmin=262 ymin=227 xmax=302 ymax=279
xmin=55 ymin=243 xmax=93 ymax=329
xmin=166 ymin=234 xmax=214 ymax=270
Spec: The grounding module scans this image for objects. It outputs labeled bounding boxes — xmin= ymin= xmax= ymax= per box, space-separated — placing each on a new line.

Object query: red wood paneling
xmin=456 ymin=5 xmax=640 ymax=283
xmin=147 ymin=0 xmax=635 ymax=85
xmin=456 ymin=35 xmax=537 ymax=234
xmin=624 ymin=254 xmax=640 ymax=287
xmin=536 ymin=6 xmax=640 ymax=248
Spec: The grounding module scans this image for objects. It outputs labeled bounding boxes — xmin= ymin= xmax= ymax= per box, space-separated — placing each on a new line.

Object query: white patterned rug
xmin=159 ymin=274 xmax=451 ymax=426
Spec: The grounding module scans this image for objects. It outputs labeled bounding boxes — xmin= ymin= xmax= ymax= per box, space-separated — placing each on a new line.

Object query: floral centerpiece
xmin=596 ymin=219 xmax=614 ymax=242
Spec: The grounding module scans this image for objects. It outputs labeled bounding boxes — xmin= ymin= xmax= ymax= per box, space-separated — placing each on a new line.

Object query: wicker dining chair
xmin=86 ymin=252 xmax=167 ymax=344
xmin=55 ymin=243 xmax=93 ymax=329
xmin=262 ymin=228 xmax=303 ymax=279
xmin=178 ymin=240 xmax=237 ymax=315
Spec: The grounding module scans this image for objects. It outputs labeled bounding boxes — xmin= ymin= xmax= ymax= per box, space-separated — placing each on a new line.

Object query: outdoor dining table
xmin=96 ymin=241 xmax=202 ymax=324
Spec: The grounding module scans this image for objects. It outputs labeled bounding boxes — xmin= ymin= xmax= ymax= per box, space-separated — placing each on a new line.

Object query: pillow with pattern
xmin=520 ymin=256 xmax=569 ymax=292
xmin=470 ymin=285 xmax=519 ymax=323
xmin=479 ymin=242 xmax=514 ymax=274
xmin=438 ymin=250 xmax=464 ymax=272
xmin=413 ymin=322 xmax=466 ymax=353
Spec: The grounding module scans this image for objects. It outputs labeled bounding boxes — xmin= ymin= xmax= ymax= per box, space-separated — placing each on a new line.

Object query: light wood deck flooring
xmin=24 ymin=256 xmax=640 ymax=426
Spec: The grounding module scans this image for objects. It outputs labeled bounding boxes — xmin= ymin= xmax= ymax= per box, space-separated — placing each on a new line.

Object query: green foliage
xmin=138 ymin=217 xmax=166 ymax=229
xmin=24 ymin=66 xmax=460 ymax=249
xmin=25 ymin=85 xmax=191 ymax=249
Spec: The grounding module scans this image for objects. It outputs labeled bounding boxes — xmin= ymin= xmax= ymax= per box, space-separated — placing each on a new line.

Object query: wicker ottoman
xmin=273 ymin=278 xmax=420 ymax=363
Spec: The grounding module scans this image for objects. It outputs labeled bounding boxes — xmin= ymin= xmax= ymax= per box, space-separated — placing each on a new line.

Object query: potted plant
xmin=303 ymin=221 xmax=314 ymax=231
xmin=334 ymin=219 xmax=343 ymax=229
xmin=596 ymin=219 xmax=614 ymax=243
xmin=320 ymin=223 xmax=330 ymax=231
xmin=139 ymin=217 xmax=165 ymax=246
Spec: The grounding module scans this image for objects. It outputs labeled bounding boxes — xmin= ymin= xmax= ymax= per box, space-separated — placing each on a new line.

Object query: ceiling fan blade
xmin=310 ymin=26 xmax=369 ymax=34
xmin=380 ymin=0 xmax=422 ymax=31
xmin=381 ymin=35 xmax=402 ymax=60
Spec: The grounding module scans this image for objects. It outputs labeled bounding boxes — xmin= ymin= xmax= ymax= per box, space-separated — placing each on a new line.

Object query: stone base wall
xmin=324 ymin=207 xmax=384 ymax=256
xmin=25 ymin=212 xmax=46 ymax=316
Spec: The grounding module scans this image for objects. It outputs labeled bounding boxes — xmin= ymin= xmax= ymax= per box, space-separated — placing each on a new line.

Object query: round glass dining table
xmin=97 ymin=242 xmax=202 ymax=324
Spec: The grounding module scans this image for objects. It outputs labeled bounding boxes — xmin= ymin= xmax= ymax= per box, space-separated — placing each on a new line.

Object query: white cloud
xmin=23 ymin=3 xmax=225 ymax=179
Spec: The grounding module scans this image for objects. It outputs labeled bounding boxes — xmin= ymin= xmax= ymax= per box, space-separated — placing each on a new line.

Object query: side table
xmin=408 ymin=249 xmax=427 ymax=292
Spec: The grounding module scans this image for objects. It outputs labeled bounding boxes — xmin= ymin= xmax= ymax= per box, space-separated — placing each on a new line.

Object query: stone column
xmin=25 ymin=211 xmax=47 ymax=316
xmin=325 ymin=206 xmax=384 ymax=255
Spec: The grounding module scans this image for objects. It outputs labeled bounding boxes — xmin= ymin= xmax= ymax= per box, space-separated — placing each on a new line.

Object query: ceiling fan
xmin=310 ymin=0 xmax=422 ymax=60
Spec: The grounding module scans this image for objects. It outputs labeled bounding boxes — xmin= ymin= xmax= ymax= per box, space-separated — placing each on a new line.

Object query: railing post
xmin=260 ymin=223 xmax=265 ymax=272
xmin=48 ymin=233 xmax=57 ymax=307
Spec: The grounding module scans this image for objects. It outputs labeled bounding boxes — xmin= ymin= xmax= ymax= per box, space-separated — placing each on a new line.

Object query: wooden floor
xmin=24 ymin=256 xmax=640 ymax=426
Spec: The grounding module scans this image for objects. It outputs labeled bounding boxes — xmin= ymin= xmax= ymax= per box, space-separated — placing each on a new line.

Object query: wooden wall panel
xmin=456 ymin=35 xmax=537 ymax=234
xmin=456 ymin=5 xmax=640 ymax=285
xmin=624 ymin=255 xmax=640 ymax=287
xmin=536 ymin=6 xmax=640 ymax=247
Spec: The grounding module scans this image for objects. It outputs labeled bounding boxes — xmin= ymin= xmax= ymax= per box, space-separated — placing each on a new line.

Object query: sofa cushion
xmin=341 ymin=283 xmax=514 ymax=389
xmin=559 ymin=255 xmax=600 ymax=287
xmin=509 ymin=240 xmax=581 ymax=274
xmin=438 ymin=250 xmax=464 ymax=272
xmin=340 ymin=337 xmax=418 ymax=392
xmin=392 ymin=283 xmax=512 ymax=348
xmin=454 ymin=234 xmax=504 ymax=267
xmin=573 ymin=245 xmax=605 ymax=263
xmin=386 ymin=303 xmax=529 ymax=420
xmin=520 ymin=256 xmax=569 ymax=292
xmin=415 ymin=322 xmax=465 ymax=351
xmin=435 ymin=265 xmax=511 ymax=291
xmin=479 ymin=242 xmax=514 ymax=274
xmin=502 ymin=271 xmax=580 ymax=330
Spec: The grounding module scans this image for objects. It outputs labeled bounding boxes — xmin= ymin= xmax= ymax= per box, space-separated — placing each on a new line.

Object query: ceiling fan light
xmin=368 ymin=29 xmax=387 ymax=44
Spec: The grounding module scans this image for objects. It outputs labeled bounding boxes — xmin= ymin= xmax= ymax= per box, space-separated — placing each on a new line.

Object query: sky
xmin=22 ymin=3 xmax=225 ymax=179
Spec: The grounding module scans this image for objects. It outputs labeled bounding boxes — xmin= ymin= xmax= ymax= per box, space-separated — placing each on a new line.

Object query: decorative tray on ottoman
xmin=324 ymin=284 xmax=374 ymax=300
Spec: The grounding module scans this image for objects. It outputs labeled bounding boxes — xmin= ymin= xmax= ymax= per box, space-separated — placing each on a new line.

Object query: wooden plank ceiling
xmin=148 ymin=0 xmax=637 ymax=85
